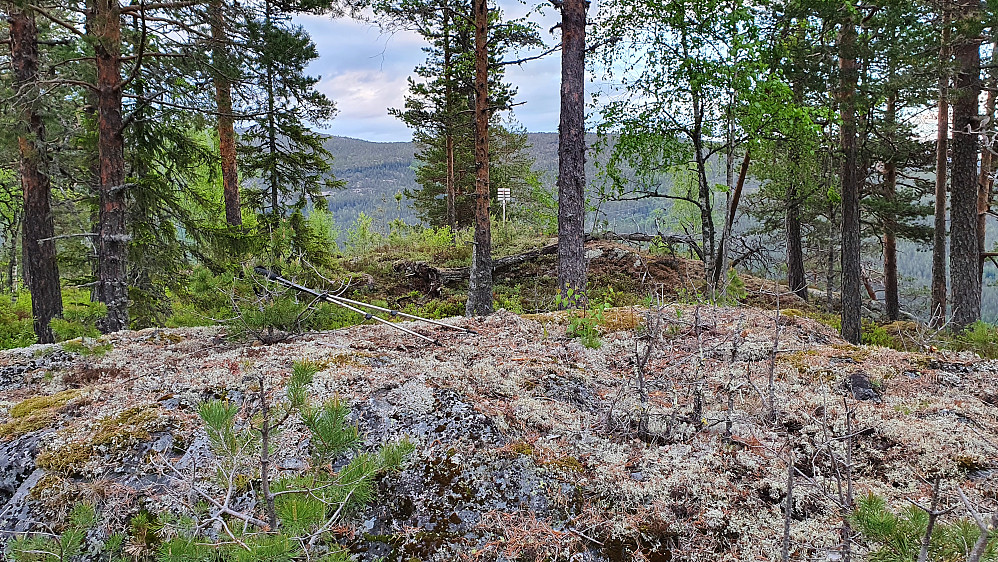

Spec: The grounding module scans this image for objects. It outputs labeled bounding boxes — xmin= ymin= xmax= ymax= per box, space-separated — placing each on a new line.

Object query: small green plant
xmin=0 ymin=293 xmax=38 ymax=350
xmin=8 ymin=503 xmax=110 ymax=561
xmin=158 ymin=361 xmax=413 ymax=561
xmin=556 ymin=286 xmax=609 ymax=349
xmin=862 ymin=320 xmax=897 ymax=349
xmin=723 ymin=268 xmax=747 ymax=303
xmin=345 ymin=212 xmax=384 ymax=256
xmin=851 ymin=493 xmax=998 ymax=561
xmin=948 ymin=321 xmax=998 ymax=359
xmin=494 ymin=284 xmax=526 ymax=314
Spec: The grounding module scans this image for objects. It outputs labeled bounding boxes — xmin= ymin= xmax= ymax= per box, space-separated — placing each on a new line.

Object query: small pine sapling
xmin=158 ymin=360 xmax=413 ymax=560
xmin=8 ymin=503 xmax=99 ymax=562
xmin=851 ymin=491 xmax=998 ymax=562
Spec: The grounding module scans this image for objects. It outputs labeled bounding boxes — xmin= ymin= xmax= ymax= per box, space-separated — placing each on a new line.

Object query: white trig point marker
xmin=497 ymin=188 xmax=511 ymax=222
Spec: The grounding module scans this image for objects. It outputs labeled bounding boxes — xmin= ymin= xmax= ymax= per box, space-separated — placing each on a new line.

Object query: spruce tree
xmin=238 ymin=8 xmax=341 ymax=228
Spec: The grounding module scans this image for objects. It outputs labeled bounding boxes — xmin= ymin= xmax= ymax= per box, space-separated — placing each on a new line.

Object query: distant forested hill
xmin=321 ymin=136 xmax=418 ymax=226
xmin=321 ymin=134 xmax=997 ymax=322
xmin=322 ymin=133 xmax=679 ymax=233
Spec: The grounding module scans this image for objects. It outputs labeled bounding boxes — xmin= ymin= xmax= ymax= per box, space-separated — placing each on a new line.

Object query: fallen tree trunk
xmin=590 ymin=232 xmax=702 ymax=259
xmin=395 ymin=231 xmax=707 ymax=294
xmin=395 ymin=241 xmax=560 ymax=293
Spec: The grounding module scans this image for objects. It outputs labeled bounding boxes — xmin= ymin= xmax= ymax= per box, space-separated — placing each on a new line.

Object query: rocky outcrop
xmin=0 ymin=309 xmax=995 ymax=561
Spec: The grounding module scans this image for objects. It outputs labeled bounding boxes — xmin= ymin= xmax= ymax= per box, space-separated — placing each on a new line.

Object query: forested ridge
xmin=320 ymin=134 xmax=998 ymax=321
xmin=2 ymin=0 xmax=998 ymax=559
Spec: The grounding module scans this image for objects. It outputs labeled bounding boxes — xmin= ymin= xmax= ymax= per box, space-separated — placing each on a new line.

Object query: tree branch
xmin=121 ymin=0 xmax=200 ymax=11
xmin=497 ymin=43 xmax=560 ymax=66
xmin=120 ymin=1 xmax=148 ymax=91
xmin=27 ymin=4 xmax=86 ymax=38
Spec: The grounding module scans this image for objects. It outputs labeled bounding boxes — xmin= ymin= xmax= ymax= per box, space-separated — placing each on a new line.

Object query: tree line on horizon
xmin=0 ymin=0 xmax=996 ymax=345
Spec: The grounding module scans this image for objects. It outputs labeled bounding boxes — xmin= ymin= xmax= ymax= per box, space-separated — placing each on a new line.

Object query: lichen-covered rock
xmin=0 ymin=308 xmax=994 ymax=561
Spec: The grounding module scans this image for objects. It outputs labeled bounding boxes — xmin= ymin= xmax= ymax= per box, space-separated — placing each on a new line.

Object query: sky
xmin=296 ymin=3 xmax=568 ymax=143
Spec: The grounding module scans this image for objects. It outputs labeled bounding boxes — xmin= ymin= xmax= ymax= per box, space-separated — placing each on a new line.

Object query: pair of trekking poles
xmin=254 ymin=267 xmax=476 ymax=345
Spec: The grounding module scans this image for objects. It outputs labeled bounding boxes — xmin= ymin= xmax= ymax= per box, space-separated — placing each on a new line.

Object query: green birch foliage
xmin=594 ymin=0 xmax=777 ymax=265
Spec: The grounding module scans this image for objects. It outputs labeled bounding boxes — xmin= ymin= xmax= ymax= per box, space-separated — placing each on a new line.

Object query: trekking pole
xmin=316 ymin=294 xmax=477 ymax=334
xmin=254 ymin=268 xmax=476 ymax=343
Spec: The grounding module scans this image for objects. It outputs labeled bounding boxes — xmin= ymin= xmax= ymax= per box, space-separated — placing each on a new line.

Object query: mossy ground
xmin=0 ymin=389 xmax=82 ymax=440
xmin=0 ymin=304 xmax=995 ymax=560
xmin=35 ymin=405 xmax=166 ymax=476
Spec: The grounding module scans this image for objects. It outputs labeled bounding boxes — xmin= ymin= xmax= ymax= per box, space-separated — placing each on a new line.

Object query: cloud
xmin=321 ymin=71 xmax=409 ymax=119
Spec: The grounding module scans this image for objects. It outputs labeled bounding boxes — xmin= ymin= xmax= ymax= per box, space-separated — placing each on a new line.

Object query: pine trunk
xmin=884 ymin=92 xmax=900 ymax=321
xmin=264 ymin=0 xmax=279 ymax=221
xmin=465 ymin=0 xmax=493 ymax=317
xmin=211 ymin=0 xmax=241 ymax=227
xmin=839 ymin=18 xmax=861 ymax=344
xmin=444 ymin=9 xmax=456 ymax=234
xmin=827 ymin=199 xmax=837 ymax=313
xmin=95 ymin=0 xmax=128 ymax=333
xmin=931 ymin=13 xmax=950 ymax=327
xmin=786 ymin=72 xmax=807 ymax=303
xmin=978 ymin=43 xmax=996 ymax=285
xmin=556 ymin=0 xmax=587 ymax=305
xmin=950 ymin=0 xmax=983 ymax=329
xmin=446 ymin=133 xmax=456 ymax=233
xmin=10 ymin=7 xmax=62 ymax=344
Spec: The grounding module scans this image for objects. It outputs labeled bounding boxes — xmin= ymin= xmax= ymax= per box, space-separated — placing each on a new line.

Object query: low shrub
xmin=948 ymin=321 xmax=998 ymax=359
xmin=0 ymin=288 xmax=106 ymax=350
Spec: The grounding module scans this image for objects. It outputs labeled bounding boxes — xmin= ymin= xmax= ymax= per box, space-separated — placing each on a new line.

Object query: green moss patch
xmin=0 ymin=410 xmax=59 ymax=439
xmin=1 ymin=389 xmax=83 ymax=439
xmin=35 ymin=405 xmax=166 ymax=476
xmin=60 ymin=338 xmax=113 ymax=357
xmin=9 ymin=389 xmax=82 ymax=418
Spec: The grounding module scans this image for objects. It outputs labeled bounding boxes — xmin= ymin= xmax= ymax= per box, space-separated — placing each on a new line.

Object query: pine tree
xmin=839 ymin=3 xmax=861 ymax=344
xmin=859 ymin=1 xmax=936 ymax=322
xmin=950 ymin=0 xmax=983 ymax=329
xmin=931 ymin=7 xmax=951 ymax=327
xmin=210 ymin=0 xmax=242 ymax=227
xmin=466 ymin=0 xmax=492 ymax=316
xmin=7 ymin=5 xmax=62 ymax=343
xmin=91 ymin=0 xmax=129 ymax=333
xmin=379 ymin=0 xmax=542 ymax=232
xmin=554 ymin=0 xmax=587 ymax=306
